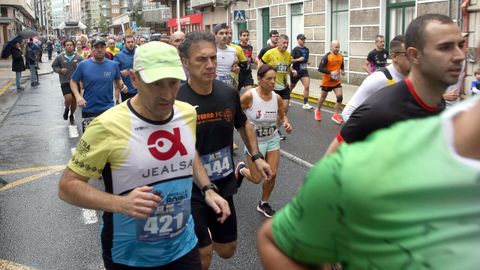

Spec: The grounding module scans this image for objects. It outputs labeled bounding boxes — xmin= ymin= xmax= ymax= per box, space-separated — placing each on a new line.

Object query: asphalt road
xmin=0 ymin=72 xmax=341 ymax=269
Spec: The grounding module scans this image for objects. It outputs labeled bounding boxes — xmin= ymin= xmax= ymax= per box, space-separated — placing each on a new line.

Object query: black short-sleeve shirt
xmin=177 ymin=80 xmax=247 ymax=200
xmin=338 ymin=79 xmax=446 ymax=143
xmin=366 ymin=49 xmax=389 ymax=72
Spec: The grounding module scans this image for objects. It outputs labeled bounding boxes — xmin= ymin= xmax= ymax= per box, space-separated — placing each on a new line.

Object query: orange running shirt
xmin=318 ymin=52 xmax=344 ymax=87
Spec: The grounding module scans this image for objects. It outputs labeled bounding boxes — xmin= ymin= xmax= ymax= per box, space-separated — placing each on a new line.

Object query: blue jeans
xmin=15 ymin=72 xmax=21 ymax=89
xmin=29 ymin=65 xmax=37 ymax=83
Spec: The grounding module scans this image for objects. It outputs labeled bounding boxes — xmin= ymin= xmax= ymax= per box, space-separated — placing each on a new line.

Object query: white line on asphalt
xmin=68 ymin=125 xmax=79 ymax=138
xmin=280 ymin=149 xmax=314 ymax=169
xmin=289 ymin=99 xmax=335 ymax=113
xmin=82 ymin=209 xmax=98 ymax=224
xmin=71 ymin=148 xmax=76 ymax=155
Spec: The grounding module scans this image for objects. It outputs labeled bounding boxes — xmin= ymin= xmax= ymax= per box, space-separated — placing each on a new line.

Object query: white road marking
xmin=81 ymin=209 xmax=98 ymax=224
xmin=280 ymin=149 xmax=314 ymax=169
xmin=68 ymin=125 xmax=79 ymax=138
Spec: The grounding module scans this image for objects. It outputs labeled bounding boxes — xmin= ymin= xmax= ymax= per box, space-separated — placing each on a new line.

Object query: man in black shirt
xmin=362 ymin=35 xmax=389 ymax=75
xmin=325 ymin=13 xmax=465 ymax=155
xmin=291 ymin=34 xmax=312 ymax=110
xmin=177 ymin=31 xmax=272 ymax=270
xmin=255 ymin=30 xmax=279 ymax=66
xmin=238 ymin=29 xmax=254 ymax=91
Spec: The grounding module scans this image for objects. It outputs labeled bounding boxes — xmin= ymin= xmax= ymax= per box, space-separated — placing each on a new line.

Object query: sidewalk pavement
xmin=250 ymin=69 xmax=358 ymax=109
xmin=0 ymin=56 xmax=360 ymax=109
xmin=0 ymin=55 xmax=53 ymax=95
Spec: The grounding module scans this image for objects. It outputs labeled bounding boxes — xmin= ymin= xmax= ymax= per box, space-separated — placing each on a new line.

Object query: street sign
xmin=131 ymin=21 xmax=138 ymax=33
xmin=233 ymin=10 xmax=246 ymax=22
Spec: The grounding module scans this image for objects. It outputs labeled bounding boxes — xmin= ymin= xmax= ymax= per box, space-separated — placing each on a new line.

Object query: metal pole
xmin=176 ymin=0 xmax=181 ymax=32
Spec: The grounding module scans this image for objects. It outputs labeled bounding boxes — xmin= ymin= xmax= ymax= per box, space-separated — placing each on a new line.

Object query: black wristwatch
xmin=201 ymin=183 xmax=219 ymax=197
xmin=251 ymin=153 xmax=265 ymax=163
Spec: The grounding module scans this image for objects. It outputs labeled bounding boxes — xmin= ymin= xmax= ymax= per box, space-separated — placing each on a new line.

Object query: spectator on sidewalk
xmin=316 ymin=40 xmax=345 ymax=124
xmin=362 ymin=35 xmax=388 ymax=75
xmin=472 ymin=68 xmax=480 ymax=95
xmin=26 ymin=38 xmax=40 ymax=87
xmin=170 ymin=31 xmax=185 ymax=49
xmin=11 ymin=41 xmax=26 ymax=91
xmin=46 ymin=38 xmax=54 ymax=60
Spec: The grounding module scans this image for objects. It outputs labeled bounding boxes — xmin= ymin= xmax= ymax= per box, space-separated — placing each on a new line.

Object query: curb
xmin=290 ymin=92 xmax=346 ymax=110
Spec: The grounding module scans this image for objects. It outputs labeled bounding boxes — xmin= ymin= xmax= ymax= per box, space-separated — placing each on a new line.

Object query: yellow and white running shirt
xmin=68 ymin=100 xmax=198 ymax=267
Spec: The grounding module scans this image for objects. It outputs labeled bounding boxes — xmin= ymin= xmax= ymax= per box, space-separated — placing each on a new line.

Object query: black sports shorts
xmin=273 ymin=87 xmax=291 ymax=100
xmin=321 ymin=83 xmax=342 ymax=92
xmin=290 ymin=71 xmax=309 ymax=85
xmin=61 ymin=83 xmax=72 ymax=95
xmin=191 ymin=195 xmax=237 ymax=247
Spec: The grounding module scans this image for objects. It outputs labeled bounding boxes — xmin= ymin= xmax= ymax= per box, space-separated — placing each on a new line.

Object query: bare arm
xmin=277 ymin=94 xmax=292 ymax=134
xmin=240 ymin=89 xmax=253 ymax=111
xmin=70 ymin=79 xmax=86 ymax=107
xmin=58 ymin=167 xmax=161 ymax=219
xmin=362 ymin=60 xmax=371 ymax=74
xmin=192 ymin=152 xmax=231 ymax=224
xmin=324 ymin=137 xmax=342 ymax=156
xmin=258 ymin=219 xmax=314 ymax=270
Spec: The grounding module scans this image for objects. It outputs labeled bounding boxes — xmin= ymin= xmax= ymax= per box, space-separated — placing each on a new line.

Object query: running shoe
xmin=257 ymin=202 xmax=276 ymax=218
xmin=69 ymin=114 xmax=75 ymax=125
xmin=302 ymin=103 xmax=313 ymax=110
xmin=314 ymin=109 xmax=322 ymax=121
xmin=235 ymin=161 xmax=246 ymax=188
xmin=331 ymin=113 xmax=344 ymax=124
xmin=63 ymin=107 xmax=69 ymax=120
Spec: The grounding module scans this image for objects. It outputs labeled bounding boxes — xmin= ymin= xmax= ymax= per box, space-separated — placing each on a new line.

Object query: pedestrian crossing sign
xmin=233 ymin=10 xmax=246 ymax=22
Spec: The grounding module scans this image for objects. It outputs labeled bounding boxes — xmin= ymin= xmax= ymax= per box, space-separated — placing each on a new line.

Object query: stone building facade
xmin=241 ymin=0 xmax=479 ymax=85
xmin=163 ymin=0 xmax=478 ymax=85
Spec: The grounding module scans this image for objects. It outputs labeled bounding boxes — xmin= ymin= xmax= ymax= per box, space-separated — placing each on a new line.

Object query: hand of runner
xmin=284 ymin=121 xmax=293 ymax=134
xmin=120 ymin=84 xmax=128 ymax=93
xmin=60 ymin=68 xmax=68 ymax=74
xmin=120 ymin=69 xmax=130 ymax=77
xmin=119 ymin=186 xmax=162 ymax=219
xmin=443 ymin=90 xmax=459 ymax=101
xmin=254 ymin=159 xmax=273 ymax=182
xmin=204 ymin=190 xmax=231 ymax=224
xmin=291 ymin=70 xmax=298 ymax=77
xmin=76 ymin=97 xmax=87 ymax=108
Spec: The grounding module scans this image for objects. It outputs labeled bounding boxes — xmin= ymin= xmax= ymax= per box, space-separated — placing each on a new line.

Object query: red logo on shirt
xmin=147 ymin=128 xmax=188 ymax=160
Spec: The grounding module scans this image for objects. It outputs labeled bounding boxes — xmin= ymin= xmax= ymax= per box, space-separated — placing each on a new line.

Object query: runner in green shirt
xmin=258 ymin=95 xmax=480 ymax=270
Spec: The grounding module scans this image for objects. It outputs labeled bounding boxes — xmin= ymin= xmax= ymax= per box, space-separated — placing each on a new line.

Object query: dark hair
xmin=64 ymin=39 xmax=75 ymax=46
xmin=124 ymin=35 xmax=134 ymax=41
xmin=257 ymin=65 xmax=276 ymax=78
xmin=389 ymin=35 xmax=406 ymax=52
xmin=405 ymin=13 xmax=453 ymax=51
xmin=239 ymin=29 xmax=249 ymax=36
xmin=269 ymin=30 xmax=279 ymax=37
xmin=214 ymin=23 xmax=229 ymax=34
xmin=474 ymin=68 xmax=480 ymax=75
xmin=179 ymin=31 xmax=216 ymax=59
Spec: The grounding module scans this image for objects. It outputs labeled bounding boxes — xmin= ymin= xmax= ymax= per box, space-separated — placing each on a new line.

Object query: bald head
xmin=330 ymin=40 xmax=340 ymax=54
xmin=170 ymin=31 xmax=185 ymax=48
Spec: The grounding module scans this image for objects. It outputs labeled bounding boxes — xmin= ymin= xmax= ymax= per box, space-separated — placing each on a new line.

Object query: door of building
xmin=290 ymin=3 xmax=303 ymax=51
xmin=262 ymin=8 xmax=270 ymax=48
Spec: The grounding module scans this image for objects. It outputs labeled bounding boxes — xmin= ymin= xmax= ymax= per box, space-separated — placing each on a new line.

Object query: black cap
xmin=297 ymin=34 xmax=306 ymax=40
xmin=92 ymin=38 xmax=106 ymax=46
